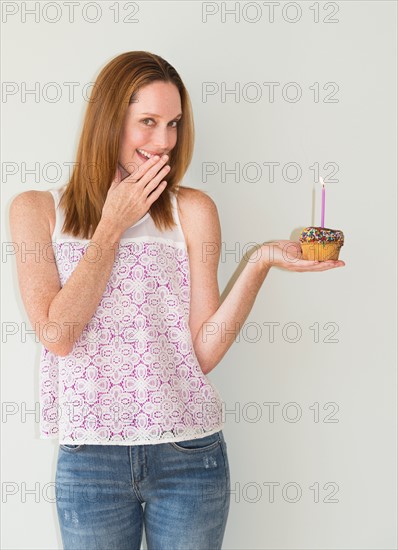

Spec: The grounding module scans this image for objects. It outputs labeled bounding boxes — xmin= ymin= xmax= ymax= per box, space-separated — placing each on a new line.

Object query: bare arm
xmin=9 ymin=191 xmax=122 ymax=356
xmin=177 ymin=188 xmax=270 ymax=373
xmin=194 ymin=254 xmax=270 ymax=374
xmin=47 ymin=221 xmax=122 ymax=356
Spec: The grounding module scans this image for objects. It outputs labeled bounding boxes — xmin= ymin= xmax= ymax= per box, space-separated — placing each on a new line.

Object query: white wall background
xmin=2 ymin=1 xmax=397 ymax=549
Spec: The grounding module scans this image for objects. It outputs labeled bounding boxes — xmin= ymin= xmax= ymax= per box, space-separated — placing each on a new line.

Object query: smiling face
xmin=118 ymin=80 xmax=182 ymax=179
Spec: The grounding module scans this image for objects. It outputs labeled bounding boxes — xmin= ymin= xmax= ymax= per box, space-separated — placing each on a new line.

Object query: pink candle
xmin=320 ymin=177 xmax=325 ymax=228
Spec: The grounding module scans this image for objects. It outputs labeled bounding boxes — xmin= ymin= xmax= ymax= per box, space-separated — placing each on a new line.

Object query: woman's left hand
xmin=259 ymin=240 xmax=346 ymax=272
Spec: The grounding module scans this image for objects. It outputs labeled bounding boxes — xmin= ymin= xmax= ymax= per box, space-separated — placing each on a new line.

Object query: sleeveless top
xmin=39 ymin=184 xmax=224 ymax=445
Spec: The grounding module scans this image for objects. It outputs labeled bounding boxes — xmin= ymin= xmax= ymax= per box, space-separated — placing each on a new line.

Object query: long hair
xmin=59 ymin=51 xmax=195 ymax=239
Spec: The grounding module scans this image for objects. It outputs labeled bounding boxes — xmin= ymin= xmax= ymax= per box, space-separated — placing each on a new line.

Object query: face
xmin=118 ymin=81 xmax=182 ymax=179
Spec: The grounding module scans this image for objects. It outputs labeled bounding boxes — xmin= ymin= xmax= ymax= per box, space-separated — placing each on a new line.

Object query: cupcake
xmin=299 ymin=227 xmax=344 ymax=261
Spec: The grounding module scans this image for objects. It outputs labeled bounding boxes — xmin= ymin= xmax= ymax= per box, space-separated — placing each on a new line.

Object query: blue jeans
xmin=55 ymin=430 xmax=230 ymax=550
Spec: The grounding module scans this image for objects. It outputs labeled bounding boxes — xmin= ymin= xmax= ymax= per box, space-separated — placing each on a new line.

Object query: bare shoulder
xmin=177 ymin=185 xmax=217 ymax=209
xmin=9 ymin=190 xmax=54 ymax=234
xmin=176 ymin=186 xmax=220 ymax=250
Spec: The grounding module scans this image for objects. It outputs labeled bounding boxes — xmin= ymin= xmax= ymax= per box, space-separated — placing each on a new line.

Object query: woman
xmin=9 ymin=51 xmax=345 ymax=550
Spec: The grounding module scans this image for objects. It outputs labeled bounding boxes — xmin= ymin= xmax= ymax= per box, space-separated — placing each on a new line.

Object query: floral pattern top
xmin=40 ymin=185 xmax=223 ymax=445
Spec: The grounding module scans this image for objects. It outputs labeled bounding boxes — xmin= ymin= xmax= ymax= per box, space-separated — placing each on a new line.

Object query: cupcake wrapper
xmin=300 ymin=242 xmax=342 ymax=261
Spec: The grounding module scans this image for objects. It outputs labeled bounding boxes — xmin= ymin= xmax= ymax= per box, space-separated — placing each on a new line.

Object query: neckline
xmin=132 ymin=211 xmax=150 ymax=228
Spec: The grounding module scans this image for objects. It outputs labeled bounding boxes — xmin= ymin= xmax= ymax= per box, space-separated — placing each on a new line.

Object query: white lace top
xmin=39 ymin=184 xmax=224 ymax=445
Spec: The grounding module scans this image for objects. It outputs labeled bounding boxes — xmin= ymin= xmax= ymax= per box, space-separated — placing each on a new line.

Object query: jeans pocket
xmin=59 ymin=444 xmax=84 ymax=452
xmin=170 ymin=431 xmax=221 ymax=453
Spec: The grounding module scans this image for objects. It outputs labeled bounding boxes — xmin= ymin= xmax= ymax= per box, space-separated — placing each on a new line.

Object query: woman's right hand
xmin=101 ymin=154 xmax=171 ymax=236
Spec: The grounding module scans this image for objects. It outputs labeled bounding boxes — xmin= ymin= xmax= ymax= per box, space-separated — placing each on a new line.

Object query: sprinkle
xmin=299 ymin=226 xmax=344 ymax=246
